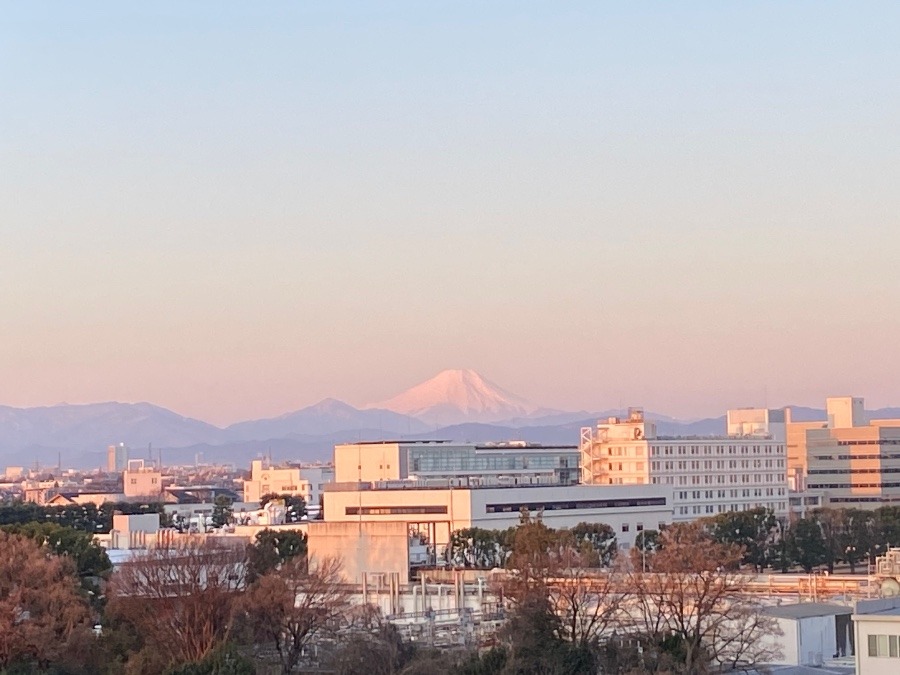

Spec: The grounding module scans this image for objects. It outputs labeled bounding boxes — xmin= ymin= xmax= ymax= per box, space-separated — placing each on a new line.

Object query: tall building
xmin=580 ymin=408 xmax=788 ymax=520
xmin=790 ymin=397 xmax=900 ymax=508
xmin=107 ymin=443 xmax=129 ymax=473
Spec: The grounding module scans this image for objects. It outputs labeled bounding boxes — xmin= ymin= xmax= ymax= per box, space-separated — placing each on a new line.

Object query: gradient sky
xmin=2 ymin=2 xmax=899 ymax=426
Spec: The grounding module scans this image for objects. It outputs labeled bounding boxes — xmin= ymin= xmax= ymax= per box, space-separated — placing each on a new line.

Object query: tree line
xmin=0 ymin=501 xmax=169 ymax=533
xmin=5 ymin=498 xmax=886 ymax=674
xmin=441 ymin=513 xmax=782 ymax=675
xmin=703 ymin=505 xmax=900 ymax=574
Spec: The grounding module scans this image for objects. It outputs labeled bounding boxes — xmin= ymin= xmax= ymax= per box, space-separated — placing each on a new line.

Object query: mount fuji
xmin=368 ymin=369 xmax=542 ymax=426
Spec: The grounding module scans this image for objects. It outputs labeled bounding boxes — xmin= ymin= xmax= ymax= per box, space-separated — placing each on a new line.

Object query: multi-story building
xmin=123 ymin=459 xmax=162 ymax=500
xmin=580 ymin=408 xmax=788 ymax=520
xmin=794 ymin=397 xmax=900 ymax=508
xmin=323 ymin=480 xmax=672 ymax=556
xmin=107 ymin=443 xmax=129 ymax=473
xmin=333 ymin=441 xmax=579 ymax=486
xmin=243 ymin=459 xmax=334 ymax=507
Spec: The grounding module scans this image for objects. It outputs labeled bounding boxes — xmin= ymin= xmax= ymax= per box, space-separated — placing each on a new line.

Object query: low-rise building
xmin=853 ymin=598 xmax=900 ymax=674
xmin=324 ymin=480 xmax=672 ymax=555
xmin=759 ymin=602 xmax=854 ymax=666
xmin=123 ymin=460 xmax=163 ymax=500
xmin=243 ymin=459 xmax=334 ymax=507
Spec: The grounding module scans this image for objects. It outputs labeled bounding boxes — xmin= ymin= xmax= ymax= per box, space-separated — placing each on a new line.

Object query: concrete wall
xmin=334 ymin=443 xmax=404 ymax=483
xmin=798 ymin=615 xmax=838 ymax=666
xmin=307 ymin=520 xmax=411 ymax=584
xmin=855 ymin=615 xmax=900 ymax=675
xmin=323 ymin=483 xmax=672 ymax=551
xmin=123 ymin=469 xmax=162 ymax=499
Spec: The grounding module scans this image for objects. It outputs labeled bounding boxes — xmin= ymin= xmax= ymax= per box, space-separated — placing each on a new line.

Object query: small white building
xmin=323 ymin=481 xmax=672 ymax=557
xmin=760 ymin=602 xmax=854 ymax=667
xmin=854 ymin=598 xmax=900 ymax=674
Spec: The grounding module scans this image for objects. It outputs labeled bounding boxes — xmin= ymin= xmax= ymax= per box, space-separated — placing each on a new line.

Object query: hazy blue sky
xmin=2 ymin=2 xmax=899 ymax=425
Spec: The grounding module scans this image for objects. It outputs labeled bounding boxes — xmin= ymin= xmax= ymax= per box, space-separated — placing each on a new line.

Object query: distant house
xmin=45 ymin=491 xmax=127 ymax=507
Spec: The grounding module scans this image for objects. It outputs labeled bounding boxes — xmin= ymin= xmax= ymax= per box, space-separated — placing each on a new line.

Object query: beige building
xmin=789 ymin=397 xmax=900 ymax=508
xmin=333 ymin=441 xmax=579 ymax=486
xmin=123 ymin=460 xmax=162 ymax=500
xmin=243 ymin=459 xmax=334 ymax=507
xmin=324 ymin=481 xmax=672 ymax=555
xmin=581 ymin=408 xmax=788 ymax=520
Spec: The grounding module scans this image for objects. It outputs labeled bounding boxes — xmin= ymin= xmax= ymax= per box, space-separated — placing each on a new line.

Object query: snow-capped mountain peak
xmin=367 ymin=369 xmax=539 ymax=425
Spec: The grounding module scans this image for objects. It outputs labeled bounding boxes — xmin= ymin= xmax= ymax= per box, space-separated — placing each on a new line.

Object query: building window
xmin=868 ymin=634 xmax=900 ymax=658
xmin=345 ymin=505 xmax=448 ymax=516
xmin=621 ymin=524 xmax=630 ymax=533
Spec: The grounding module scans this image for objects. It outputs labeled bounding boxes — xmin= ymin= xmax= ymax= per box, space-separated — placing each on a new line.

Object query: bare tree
xmin=107 ymin=538 xmax=247 ymax=668
xmin=628 ymin=522 xmax=782 ymax=673
xmin=0 ymin=531 xmax=93 ymax=670
xmin=240 ymin=555 xmax=351 ymax=675
xmin=550 ymin=533 xmax=627 ymax=648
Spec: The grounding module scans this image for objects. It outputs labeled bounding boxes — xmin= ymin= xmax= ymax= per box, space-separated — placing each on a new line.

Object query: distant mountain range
xmin=1 ymin=369 xmax=898 ymax=470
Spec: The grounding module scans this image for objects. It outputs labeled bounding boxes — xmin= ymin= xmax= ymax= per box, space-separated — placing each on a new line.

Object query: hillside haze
xmin=1 ymin=373 xmax=898 ymax=469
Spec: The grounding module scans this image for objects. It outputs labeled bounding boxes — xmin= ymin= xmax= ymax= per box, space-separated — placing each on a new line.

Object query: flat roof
xmin=337 ymin=441 xmax=577 ymax=449
xmin=339 ymin=440 xmax=453 ymax=445
xmin=854 ymin=607 xmax=900 ymax=618
xmin=763 ymin=602 xmax=851 ymax=619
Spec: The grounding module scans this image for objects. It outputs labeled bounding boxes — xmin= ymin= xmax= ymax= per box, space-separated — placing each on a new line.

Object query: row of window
xmin=808 ymin=482 xmax=900 ymax=490
xmin=840 ymin=439 xmax=900 ymax=446
xmin=651 ymin=459 xmax=784 ymax=471
xmin=676 ymin=488 xmax=785 ymax=500
xmin=650 ymin=444 xmax=782 ymax=457
xmin=651 ymin=474 xmax=785 ymax=486
xmin=677 ymin=502 xmax=785 ymax=515
xmin=809 ymin=468 xmax=900 ymax=475
xmin=345 ymin=506 xmax=448 ymax=516
xmin=815 ymin=453 xmax=900 ymax=460
xmin=484 ymin=497 xmax=668 ymax=514
xmin=868 ymin=634 xmax=900 ymax=658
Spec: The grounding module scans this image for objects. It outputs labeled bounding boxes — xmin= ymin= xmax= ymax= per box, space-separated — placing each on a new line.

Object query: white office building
xmin=580 ymin=408 xmax=788 ymax=520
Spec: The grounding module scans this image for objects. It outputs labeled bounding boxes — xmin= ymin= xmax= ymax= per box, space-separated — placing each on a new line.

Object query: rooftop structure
xmin=727 ymin=407 xmax=789 ymax=441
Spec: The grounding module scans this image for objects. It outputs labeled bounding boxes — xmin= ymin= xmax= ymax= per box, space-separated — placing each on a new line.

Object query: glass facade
xmin=406 ymin=445 xmax=579 ymax=484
